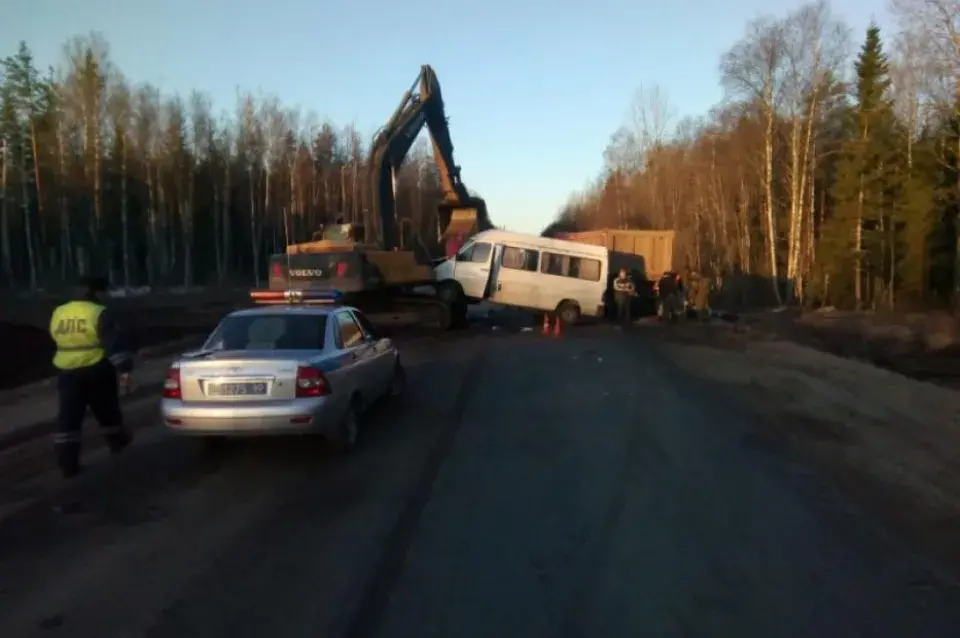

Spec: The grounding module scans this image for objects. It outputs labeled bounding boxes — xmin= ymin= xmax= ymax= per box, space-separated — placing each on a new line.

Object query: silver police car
xmin=161 ymin=290 xmax=405 ymax=452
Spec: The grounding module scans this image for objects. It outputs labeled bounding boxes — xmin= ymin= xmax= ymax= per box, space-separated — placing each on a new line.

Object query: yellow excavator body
xmin=283 ymin=224 xmax=434 ymax=286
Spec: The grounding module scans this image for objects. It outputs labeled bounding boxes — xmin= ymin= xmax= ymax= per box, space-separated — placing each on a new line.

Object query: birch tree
xmin=891 ymin=0 xmax=960 ymax=300
xmin=781 ymin=1 xmax=849 ymax=301
xmin=721 ymin=16 xmax=788 ymax=304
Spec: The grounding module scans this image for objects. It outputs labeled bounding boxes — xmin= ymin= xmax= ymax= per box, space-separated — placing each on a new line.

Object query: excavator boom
xmin=369 ymin=65 xmax=492 ymax=253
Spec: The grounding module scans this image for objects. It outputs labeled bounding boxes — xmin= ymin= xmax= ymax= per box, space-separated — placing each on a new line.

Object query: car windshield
xmin=202 ymin=313 xmax=327 ymax=351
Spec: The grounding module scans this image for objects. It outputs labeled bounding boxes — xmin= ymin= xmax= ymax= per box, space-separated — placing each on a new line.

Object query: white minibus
xmin=432 ymin=229 xmax=609 ymax=324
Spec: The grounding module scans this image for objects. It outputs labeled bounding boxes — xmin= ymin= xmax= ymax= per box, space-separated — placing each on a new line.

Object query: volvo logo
xmin=289 ymin=268 xmax=324 ymax=277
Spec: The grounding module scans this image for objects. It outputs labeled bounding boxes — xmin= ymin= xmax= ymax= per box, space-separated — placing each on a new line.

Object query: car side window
xmin=337 ymin=312 xmax=365 ymax=348
xmin=501 ymin=246 xmax=539 ymax=272
xmin=351 ymin=310 xmax=380 ymax=340
xmin=456 ymin=243 xmax=474 ymax=261
xmin=468 ymin=242 xmax=492 ymax=263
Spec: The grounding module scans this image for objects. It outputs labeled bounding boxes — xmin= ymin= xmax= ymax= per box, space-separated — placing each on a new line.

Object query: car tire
xmin=436 ymin=281 xmax=464 ymax=305
xmin=557 ymin=301 xmax=581 ymax=326
xmin=330 ymin=401 xmax=361 ymax=454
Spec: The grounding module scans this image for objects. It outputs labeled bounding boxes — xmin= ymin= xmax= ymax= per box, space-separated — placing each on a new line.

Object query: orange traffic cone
xmin=552 ymin=316 xmax=562 ymax=338
xmin=542 ymin=313 xmax=551 ymax=335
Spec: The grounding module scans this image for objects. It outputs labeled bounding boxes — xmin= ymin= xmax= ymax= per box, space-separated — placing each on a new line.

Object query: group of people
xmin=611 ymin=267 xmax=712 ymax=326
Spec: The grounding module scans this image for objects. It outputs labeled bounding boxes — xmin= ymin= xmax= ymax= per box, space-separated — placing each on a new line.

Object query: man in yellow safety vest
xmin=49 ymin=276 xmax=133 ymax=478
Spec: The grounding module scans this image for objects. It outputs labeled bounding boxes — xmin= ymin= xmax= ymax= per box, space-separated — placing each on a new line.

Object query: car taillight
xmin=163 ymin=368 xmax=182 ymax=399
xmin=295 ymin=365 xmax=329 ymax=397
xmin=271 ymin=262 xmax=284 ymax=278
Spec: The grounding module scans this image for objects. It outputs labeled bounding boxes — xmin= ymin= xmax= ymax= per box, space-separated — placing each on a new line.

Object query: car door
xmin=350 ymin=309 xmax=394 ymax=394
xmin=491 ymin=245 xmax=540 ymax=309
xmin=333 ymin=311 xmax=376 ymax=405
xmin=453 ymin=241 xmax=493 ymax=299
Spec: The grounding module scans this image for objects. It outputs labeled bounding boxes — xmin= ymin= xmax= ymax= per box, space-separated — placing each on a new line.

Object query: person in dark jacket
xmin=657 ymin=271 xmax=683 ymax=322
xmin=612 ymin=268 xmax=636 ymax=326
xmin=49 ymin=276 xmax=134 ymax=478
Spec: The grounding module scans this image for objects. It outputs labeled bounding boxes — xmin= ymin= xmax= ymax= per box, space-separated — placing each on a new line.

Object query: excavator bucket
xmin=439 ymin=207 xmax=479 ymax=240
xmin=438 ymin=206 xmax=480 ymax=257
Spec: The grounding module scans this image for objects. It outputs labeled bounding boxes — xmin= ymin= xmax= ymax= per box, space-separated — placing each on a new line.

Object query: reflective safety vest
xmin=49 ymin=300 xmax=106 ymax=370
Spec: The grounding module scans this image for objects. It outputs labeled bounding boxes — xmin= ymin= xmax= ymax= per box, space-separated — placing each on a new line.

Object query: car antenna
xmin=282 ymin=204 xmax=293 ymax=281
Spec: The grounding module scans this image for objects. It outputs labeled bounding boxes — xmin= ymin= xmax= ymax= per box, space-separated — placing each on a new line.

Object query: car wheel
xmin=330 ymin=401 xmax=360 ymax=454
xmin=557 ymin=302 xmax=581 ymax=326
xmin=387 ymin=362 xmax=407 ymax=400
xmin=436 ymin=281 xmax=463 ymax=304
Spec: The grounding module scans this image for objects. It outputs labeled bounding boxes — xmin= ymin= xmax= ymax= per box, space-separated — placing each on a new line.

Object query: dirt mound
xmin=666 ymin=336 xmax=960 ymax=575
xmin=696 ymin=308 xmax=960 ymax=389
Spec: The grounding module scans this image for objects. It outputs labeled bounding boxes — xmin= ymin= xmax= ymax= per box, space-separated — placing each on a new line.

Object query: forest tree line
xmin=548 ymin=0 xmax=960 ymax=310
xmin=0 ymin=34 xmax=453 ymax=290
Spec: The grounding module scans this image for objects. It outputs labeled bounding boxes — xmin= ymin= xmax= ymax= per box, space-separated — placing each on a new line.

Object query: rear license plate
xmin=207 ymin=382 xmax=268 ymax=397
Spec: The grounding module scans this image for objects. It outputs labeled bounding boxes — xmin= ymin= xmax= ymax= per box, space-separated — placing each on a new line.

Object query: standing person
xmin=656 ymin=271 xmax=677 ymax=322
xmin=690 ymin=271 xmax=712 ymax=321
xmin=675 ymin=271 xmax=687 ymax=319
xmin=49 ymin=276 xmax=134 ymax=478
xmin=612 ymin=268 xmax=636 ymax=326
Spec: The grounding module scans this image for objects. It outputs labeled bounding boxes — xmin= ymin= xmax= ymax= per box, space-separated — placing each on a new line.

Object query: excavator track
xmin=361 ymin=296 xmax=460 ymax=332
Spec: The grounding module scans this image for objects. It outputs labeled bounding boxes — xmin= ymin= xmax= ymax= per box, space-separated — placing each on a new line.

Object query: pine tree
xmin=828 ymin=24 xmax=899 ymax=308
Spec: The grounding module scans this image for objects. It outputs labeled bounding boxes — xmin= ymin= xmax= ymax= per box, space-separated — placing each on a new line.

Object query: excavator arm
xmin=369 ymin=65 xmax=492 ymax=253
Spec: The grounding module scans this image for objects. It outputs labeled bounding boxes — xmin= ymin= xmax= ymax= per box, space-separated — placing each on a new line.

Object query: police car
xmin=160 ymin=289 xmax=406 ymax=452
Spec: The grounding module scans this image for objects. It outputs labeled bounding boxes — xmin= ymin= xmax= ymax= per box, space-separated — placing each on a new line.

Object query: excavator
xmin=266 ymin=65 xmax=492 ymax=330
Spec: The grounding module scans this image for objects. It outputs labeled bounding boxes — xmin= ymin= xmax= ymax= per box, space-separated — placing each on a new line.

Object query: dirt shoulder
xmin=744 ymin=308 xmax=960 ymax=389
xmin=0 ymin=289 xmax=247 ymax=390
xmin=656 ymin=319 xmax=960 ymax=577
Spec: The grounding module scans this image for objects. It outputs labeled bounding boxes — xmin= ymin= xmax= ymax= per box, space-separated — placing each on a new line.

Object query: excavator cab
xmin=311 ymin=222 xmax=368 ymax=244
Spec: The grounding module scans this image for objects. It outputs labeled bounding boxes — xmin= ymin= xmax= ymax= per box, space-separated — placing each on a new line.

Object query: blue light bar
xmin=250 ymin=289 xmax=344 ymax=305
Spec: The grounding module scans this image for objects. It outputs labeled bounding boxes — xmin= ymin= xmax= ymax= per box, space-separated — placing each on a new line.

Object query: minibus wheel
xmin=436 ymin=281 xmax=464 ymax=304
xmin=556 ymin=301 xmax=581 ymax=325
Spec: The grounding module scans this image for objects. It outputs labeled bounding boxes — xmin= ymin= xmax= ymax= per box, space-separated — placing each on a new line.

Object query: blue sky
xmin=5 ymin=0 xmax=890 ymax=234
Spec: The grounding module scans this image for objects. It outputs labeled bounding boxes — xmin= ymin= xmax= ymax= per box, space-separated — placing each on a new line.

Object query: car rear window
xmin=203 ymin=314 xmax=327 ymax=351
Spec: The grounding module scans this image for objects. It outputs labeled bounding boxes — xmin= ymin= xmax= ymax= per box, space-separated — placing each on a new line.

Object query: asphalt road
xmin=0 ymin=326 xmax=958 ymax=638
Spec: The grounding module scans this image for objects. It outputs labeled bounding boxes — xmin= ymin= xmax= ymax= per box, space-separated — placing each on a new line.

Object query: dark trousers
xmin=615 ymin=293 xmax=632 ymax=324
xmin=55 ymin=359 xmax=130 ymax=476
